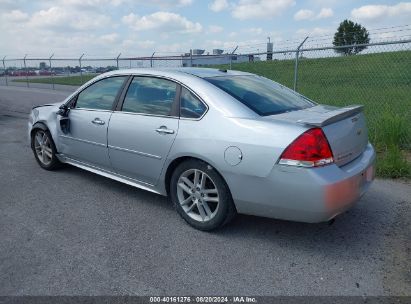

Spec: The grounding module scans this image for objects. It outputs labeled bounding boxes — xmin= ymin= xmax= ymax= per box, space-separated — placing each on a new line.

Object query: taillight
xmin=278 ymin=128 xmax=334 ymax=168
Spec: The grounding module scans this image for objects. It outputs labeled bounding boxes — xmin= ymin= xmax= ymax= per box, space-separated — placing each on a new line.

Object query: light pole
xmin=49 ymin=53 xmax=54 ymax=90
xmin=79 ymin=53 xmax=84 ymax=85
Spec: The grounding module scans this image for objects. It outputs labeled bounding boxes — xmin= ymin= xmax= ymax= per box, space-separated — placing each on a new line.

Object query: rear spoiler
xmin=297 ymin=105 xmax=364 ymax=127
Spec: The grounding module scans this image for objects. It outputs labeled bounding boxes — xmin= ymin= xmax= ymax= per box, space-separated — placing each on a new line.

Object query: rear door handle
xmin=156 ymin=126 xmax=175 ymax=134
xmin=92 ymin=118 xmax=105 ymax=125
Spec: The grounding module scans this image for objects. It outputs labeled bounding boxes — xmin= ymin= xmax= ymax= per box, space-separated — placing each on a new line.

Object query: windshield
xmin=205 ymin=75 xmax=315 ymax=116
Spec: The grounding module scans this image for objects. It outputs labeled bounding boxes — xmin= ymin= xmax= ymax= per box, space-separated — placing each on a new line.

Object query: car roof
xmin=105 ymin=67 xmax=254 ymax=79
xmin=173 ymin=67 xmax=254 ymax=78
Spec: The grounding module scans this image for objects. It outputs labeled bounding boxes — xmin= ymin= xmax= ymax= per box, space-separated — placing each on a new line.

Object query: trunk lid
xmin=268 ymin=104 xmax=368 ymax=166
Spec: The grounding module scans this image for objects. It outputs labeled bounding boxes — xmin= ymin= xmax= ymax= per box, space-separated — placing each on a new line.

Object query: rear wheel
xmin=31 ymin=129 xmax=61 ymax=170
xmin=170 ymin=159 xmax=236 ymax=231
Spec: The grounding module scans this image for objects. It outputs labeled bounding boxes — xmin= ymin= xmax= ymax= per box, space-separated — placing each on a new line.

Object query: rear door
xmin=107 ymin=76 xmax=179 ymax=185
xmin=59 ymin=76 xmax=128 ymax=170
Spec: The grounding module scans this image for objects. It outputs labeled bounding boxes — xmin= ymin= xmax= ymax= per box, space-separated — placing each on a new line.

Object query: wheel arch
xmin=164 ymin=155 xmax=233 ymax=200
xmin=165 ymin=154 xmax=238 ymax=229
xmin=30 ymin=122 xmax=49 ymax=147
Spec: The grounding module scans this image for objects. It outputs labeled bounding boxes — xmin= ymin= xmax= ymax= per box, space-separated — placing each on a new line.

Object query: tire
xmin=31 ymin=128 xmax=62 ymax=170
xmin=170 ymin=159 xmax=236 ymax=231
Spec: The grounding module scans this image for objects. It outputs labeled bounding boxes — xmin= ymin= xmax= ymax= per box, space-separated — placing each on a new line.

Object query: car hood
xmin=32 ymin=101 xmax=65 ymax=110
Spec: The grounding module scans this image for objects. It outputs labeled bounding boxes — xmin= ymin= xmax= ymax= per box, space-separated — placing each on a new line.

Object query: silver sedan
xmin=28 ymin=68 xmax=376 ymax=230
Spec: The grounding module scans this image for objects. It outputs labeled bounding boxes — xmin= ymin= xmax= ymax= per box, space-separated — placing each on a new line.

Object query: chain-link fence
xmin=219 ymin=40 xmax=411 ymax=151
xmin=224 ymin=39 xmax=411 ymax=177
xmin=296 ymin=41 xmax=410 ymax=150
xmin=1 ymin=39 xmax=410 ymax=175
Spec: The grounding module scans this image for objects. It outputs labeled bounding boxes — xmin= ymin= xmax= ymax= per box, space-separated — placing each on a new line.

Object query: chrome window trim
xmin=112 ymin=110 xmax=179 ymax=119
xmin=69 ymin=108 xmax=113 ymax=113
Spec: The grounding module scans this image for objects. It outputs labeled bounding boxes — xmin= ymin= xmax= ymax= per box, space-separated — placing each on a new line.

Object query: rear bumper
xmin=228 ymin=143 xmax=376 ymax=223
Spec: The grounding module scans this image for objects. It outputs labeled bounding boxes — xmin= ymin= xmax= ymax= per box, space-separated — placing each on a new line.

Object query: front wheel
xmin=170 ymin=159 xmax=236 ymax=231
xmin=31 ymin=129 xmax=61 ymax=170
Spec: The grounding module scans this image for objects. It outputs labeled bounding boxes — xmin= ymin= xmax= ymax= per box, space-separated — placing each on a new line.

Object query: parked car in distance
xmin=28 ymin=68 xmax=376 ymax=230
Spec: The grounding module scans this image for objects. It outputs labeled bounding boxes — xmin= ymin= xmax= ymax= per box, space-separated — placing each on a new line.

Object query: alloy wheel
xmin=33 ymin=130 xmax=53 ymax=166
xmin=176 ymin=169 xmax=220 ymax=222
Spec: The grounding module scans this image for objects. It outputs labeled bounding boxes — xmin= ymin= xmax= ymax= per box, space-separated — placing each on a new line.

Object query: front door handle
xmin=92 ymin=118 xmax=105 ymax=125
xmin=156 ymin=126 xmax=175 ymax=134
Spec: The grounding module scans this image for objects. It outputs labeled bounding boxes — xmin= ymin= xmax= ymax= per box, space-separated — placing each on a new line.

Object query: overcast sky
xmin=0 ymin=0 xmax=410 ymax=57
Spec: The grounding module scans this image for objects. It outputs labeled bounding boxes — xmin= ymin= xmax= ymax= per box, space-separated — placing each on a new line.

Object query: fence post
xmin=2 ymin=56 xmax=8 ymax=86
xmin=49 ymin=53 xmax=54 ymax=90
xmin=23 ymin=54 xmax=29 ymax=88
xmin=79 ymin=53 xmax=84 ymax=85
xmin=293 ymin=36 xmax=308 ymax=92
xmin=150 ymin=52 xmax=155 ymax=68
xmin=116 ymin=53 xmax=121 ymax=70
xmin=190 ymin=50 xmax=193 ymax=67
xmin=230 ymin=46 xmax=238 ymax=70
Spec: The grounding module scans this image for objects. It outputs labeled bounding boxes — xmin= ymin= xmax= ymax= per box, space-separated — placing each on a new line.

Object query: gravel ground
xmin=0 ymin=85 xmax=410 ymax=296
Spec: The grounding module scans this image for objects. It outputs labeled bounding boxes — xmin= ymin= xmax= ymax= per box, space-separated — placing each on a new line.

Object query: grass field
xmin=14 ymin=74 xmax=96 ymax=86
xmin=13 ymin=51 xmax=411 ymax=177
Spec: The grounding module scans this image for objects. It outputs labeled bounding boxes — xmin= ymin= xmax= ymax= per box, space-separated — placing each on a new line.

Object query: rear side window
xmin=75 ymin=76 xmax=127 ymax=110
xmin=180 ymin=87 xmax=207 ymax=119
xmin=205 ymin=76 xmax=314 ymax=116
xmin=122 ymin=77 xmax=177 ymax=116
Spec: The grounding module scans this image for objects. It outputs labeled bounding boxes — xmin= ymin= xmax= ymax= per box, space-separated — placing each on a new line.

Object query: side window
xmin=75 ymin=76 xmax=127 ymax=110
xmin=180 ymin=87 xmax=207 ymax=119
xmin=122 ymin=77 xmax=177 ymax=116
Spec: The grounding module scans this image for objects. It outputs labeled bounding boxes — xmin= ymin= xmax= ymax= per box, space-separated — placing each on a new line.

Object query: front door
xmin=59 ymin=76 xmax=128 ymax=170
xmin=60 ymin=109 xmax=113 ymax=169
xmin=108 ymin=76 xmax=179 ymax=185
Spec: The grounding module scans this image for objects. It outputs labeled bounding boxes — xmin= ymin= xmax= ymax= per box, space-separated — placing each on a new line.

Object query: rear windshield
xmin=205 ymin=75 xmax=314 ymax=116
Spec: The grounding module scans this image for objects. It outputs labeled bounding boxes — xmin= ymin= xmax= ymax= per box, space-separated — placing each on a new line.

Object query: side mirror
xmin=57 ymin=104 xmax=70 ymax=134
xmin=57 ymin=104 xmax=69 ymax=117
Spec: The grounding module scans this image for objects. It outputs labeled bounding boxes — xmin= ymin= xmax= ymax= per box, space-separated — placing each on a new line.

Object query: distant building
xmin=39 ymin=62 xmax=47 ymax=69
xmin=181 ymin=53 xmax=259 ymax=67
xmin=192 ymin=49 xmax=205 ymax=55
